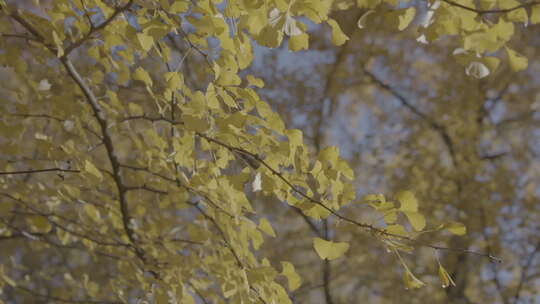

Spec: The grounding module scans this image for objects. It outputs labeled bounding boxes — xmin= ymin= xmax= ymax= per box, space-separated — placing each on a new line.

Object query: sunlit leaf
xmin=313 ymin=237 xmax=349 ymax=260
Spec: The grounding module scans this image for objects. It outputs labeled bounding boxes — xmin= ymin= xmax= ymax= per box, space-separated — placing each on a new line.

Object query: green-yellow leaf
xmin=258 ymin=218 xmax=276 ymax=237
xmin=128 ymin=103 xmax=144 ymax=116
xmin=84 ymin=204 xmax=101 ymax=221
xmin=396 ymin=190 xmax=418 ymax=212
xmin=288 ymin=33 xmax=309 ymax=51
xmin=531 ymin=5 xmax=540 ymax=24
xmin=182 ymin=115 xmax=210 ymax=133
xmin=313 ymin=237 xmax=349 ymax=260
xmin=444 ymin=221 xmax=466 ymax=235
xmin=84 ymin=160 xmax=103 ymax=181
xmin=28 ymin=215 xmax=51 ymax=233
xmin=133 ymin=67 xmax=153 ymax=86
xmin=505 ymin=47 xmax=528 ymax=72
xmin=403 ymin=269 xmax=425 ymax=289
xmin=327 ymin=19 xmax=349 ymax=46
xmin=403 ymin=211 xmax=426 ymax=231
xmin=438 ymin=263 xmax=456 ymax=288
xmin=137 ymin=33 xmax=154 ymax=52
xmin=398 ymin=7 xmax=416 ymax=31
xmin=386 ymin=224 xmax=408 ymax=236
xmin=246 ymin=75 xmax=264 ymax=88
xmin=281 ymin=261 xmax=302 ymax=291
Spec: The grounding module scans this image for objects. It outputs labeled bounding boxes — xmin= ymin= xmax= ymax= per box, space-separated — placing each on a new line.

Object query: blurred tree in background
xmin=0 ymin=0 xmax=538 ymax=303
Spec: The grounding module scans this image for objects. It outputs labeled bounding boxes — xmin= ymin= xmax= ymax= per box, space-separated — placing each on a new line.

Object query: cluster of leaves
xmin=0 ymin=0 xmax=536 ymax=303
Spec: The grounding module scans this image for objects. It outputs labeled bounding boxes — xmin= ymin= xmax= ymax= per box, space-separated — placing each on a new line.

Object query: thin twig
xmin=441 ymin=0 xmax=540 ymax=15
xmin=0 ymin=168 xmax=79 ymax=175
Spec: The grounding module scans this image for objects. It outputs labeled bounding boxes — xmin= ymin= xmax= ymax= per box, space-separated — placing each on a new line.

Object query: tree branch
xmin=63 ymin=0 xmax=134 ymax=56
xmin=363 ymin=68 xmax=457 ymax=166
xmin=0 ymin=168 xmax=79 ymax=175
xmin=441 ymin=0 xmax=540 ymax=15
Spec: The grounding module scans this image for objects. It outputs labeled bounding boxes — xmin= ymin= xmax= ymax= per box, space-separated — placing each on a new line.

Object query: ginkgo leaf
xmin=84 ymin=160 xmax=103 ymax=181
xmin=288 ymin=33 xmax=309 ymax=51
xmin=252 ymin=172 xmax=262 ymax=192
xmin=84 ymin=204 xmax=101 ymax=221
xmin=403 ymin=269 xmax=425 ymax=289
xmin=28 ymin=215 xmax=51 ymax=233
xmin=283 ymin=14 xmax=302 ymax=36
xmin=398 ymin=7 xmax=416 ymax=31
xmin=128 ymin=103 xmax=144 ymax=116
xmin=37 ymin=79 xmax=51 ymax=91
xmin=386 ymin=224 xmax=408 ymax=236
xmin=52 ymin=31 xmax=64 ymax=57
xmin=357 ymin=10 xmax=375 ymax=29
xmin=281 ymin=261 xmax=302 ymax=291
xmin=327 ymin=19 xmax=349 ymax=46
xmin=313 ymin=237 xmax=349 ymax=260
xmin=268 ymin=8 xmax=282 ymax=27
xmin=465 ymin=61 xmax=490 ymax=79
xmin=246 ymin=75 xmax=264 ymax=88
xmin=137 ymin=33 xmax=154 ymax=52
xmin=258 ymin=217 xmax=276 ymax=237
xmin=505 ymin=47 xmax=528 ymax=72
xmin=396 ymin=190 xmax=418 ymax=212
xmin=133 ymin=67 xmax=153 ymax=86
xmin=438 ymin=263 xmax=456 ymax=288
xmin=444 ymin=221 xmax=466 ymax=235
xmin=531 ymin=5 xmax=540 ymax=24
xmin=403 ymin=211 xmax=426 ymax=231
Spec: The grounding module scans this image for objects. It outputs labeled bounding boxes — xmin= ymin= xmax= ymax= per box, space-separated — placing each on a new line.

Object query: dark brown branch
xmin=479 ymin=208 xmax=508 ymax=304
xmin=0 ymin=168 xmax=79 ymax=175
xmin=441 ymin=0 xmax=540 ymax=15
xmin=322 ymin=220 xmax=334 ymax=304
xmin=513 ymin=240 xmax=540 ymax=303
xmin=63 ymin=0 xmax=134 ymax=56
xmin=363 ymin=68 xmax=457 ymax=166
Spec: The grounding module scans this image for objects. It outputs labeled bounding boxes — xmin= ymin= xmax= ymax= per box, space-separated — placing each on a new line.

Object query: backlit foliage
xmin=0 ymin=0 xmax=538 ymax=303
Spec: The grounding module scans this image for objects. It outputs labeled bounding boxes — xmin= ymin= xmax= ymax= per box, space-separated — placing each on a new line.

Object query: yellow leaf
xmin=396 ymin=190 xmax=418 ymax=212
xmin=505 ymin=47 xmax=528 ymax=72
xmin=444 ymin=221 xmax=466 ymax=235
xmin=128 ymin=103 xmax=144 ymax=116
xmin=281 ymin=261 xmax=302 ymax=291
xmin=403 ymin=211 xmax=426 ymax=231
xmin=398 ymin=7 xmax=416 ymax=31
xmin=403 ymin=270 xmax=425 ymax=289
xmin=327 ymin=19 xmax=349 ymax=46
xmin=507 ymin=8 xmax=527 ymax=23
xmin=288 ymin=32 xmax=309 ymax=51
xmin=258 ymin=218 xmax=276 ymax=237
xmin=52 ymin=31 xmax=64 ymax=57
xmin=182 ymin=115 xmax=210 ymax=133
xmin=170 ymin=1 xmax=189 ymax=13
xmin=438 ymin=263 xmax=456 ymax=288
xmin=531 ymin=5 xmax=540 ymax=24
xmin=84 ymin=160 xmax=103 ymax=181
xmin=133 ymin=67 xmax=153 ymax=86
xmin=313 ymin=237 xmax=349 ymax=260
xmin=386 ymin=224 xmax=408 ymax=236
xmin=137 ymin=33 xmax=154 ymax=52
xmin=84 ymin=204 xmax=101 ymax=221
xmin=28 ymin=215 xmax=51 ymax=233
xmin=246 ymin=75 xmax=264 ymax=88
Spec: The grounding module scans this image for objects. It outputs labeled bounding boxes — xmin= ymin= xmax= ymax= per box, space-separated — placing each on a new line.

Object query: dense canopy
xmin=0 ymin=0 xmax=539 ymax=303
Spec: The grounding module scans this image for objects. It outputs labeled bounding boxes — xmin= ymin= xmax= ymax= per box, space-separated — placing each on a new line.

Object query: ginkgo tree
xmin=0 ymin=0 xmax=536 ymax=303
